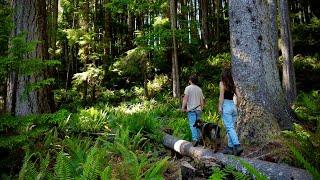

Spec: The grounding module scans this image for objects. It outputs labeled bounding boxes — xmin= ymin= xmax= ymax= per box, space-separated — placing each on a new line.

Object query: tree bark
xmin=170 ymin=0 xmax=181 ymax=98
xmin=200 ymin=0 xmax=209 ymax=48
xmin=163 ymin=133 xmax=312 ymax=180
xmin=127 ymin=10 xmax=134 ymax=50
xmin=37 ymin=0 xmax=56 ymax=112
xmin=229 ymin=0 xmax=294 ymax=144
xmin=81 ymin=0 xmax=90 ymax=65
xmin=7 ymin=0 xmax=51 ymax=116
xmin=279 ymin=0 xmax=297 ymax=105
xmin=50 ymin=0 xmax=58 ymax=57
xmin=103 ymin=0 xmax=111 ymax=63
xmin=214 ymin=0 xmax=221 ymax=43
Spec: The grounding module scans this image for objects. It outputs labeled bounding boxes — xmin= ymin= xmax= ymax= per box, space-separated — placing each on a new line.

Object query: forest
xmin=0 ymin=0 xmax=319 ymax=179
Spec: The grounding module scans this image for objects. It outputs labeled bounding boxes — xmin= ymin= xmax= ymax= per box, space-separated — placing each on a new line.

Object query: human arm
xmin=200 ymin=95 xmax=205 ymax=111
xmin=181 ymin=94 xmax=189 ymax=112
xmin=218 ymin=81 xmax=224 ymax=114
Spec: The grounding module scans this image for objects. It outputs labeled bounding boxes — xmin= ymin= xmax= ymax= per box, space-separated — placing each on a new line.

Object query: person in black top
xmin=218 ymin=67 xmax=243 ymax=156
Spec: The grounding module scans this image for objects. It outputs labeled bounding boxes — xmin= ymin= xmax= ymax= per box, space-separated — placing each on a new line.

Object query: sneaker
xmin=222 ymin=146 xmax=233 ymax=154
xmin=233 ymin=144 xmax=243 ymax=156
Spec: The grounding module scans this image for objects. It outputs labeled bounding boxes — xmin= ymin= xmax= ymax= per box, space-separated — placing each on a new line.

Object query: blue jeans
xmin=222 ymin=100 xmax=240 ymax=147
xmin=188 ymin=111 xmax=201 ymax=141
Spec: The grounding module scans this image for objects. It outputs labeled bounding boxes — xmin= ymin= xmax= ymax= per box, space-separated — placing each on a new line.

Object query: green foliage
xmin=209 ymin=165 xmax=250 ymax=180
xmin=74 ymin=107 xmax=109 ymax=132
xmin=283 ymin=123 xmax=320 ymax=172
xmin=54 ymin=151 xmax=72 ymax=180
xmin=292 ymin=17 xmax=320 ymax=55
xmin=289 ymin=145 xmax=320 ymax=179
xmin=294 ymin=55 xmax=320 ymax=90
xmin=209 ymin=159 xmax=268 ymax=180
xmin=209 ymin=167 xmax=227 ymax=180
xmin=19 ymin=152 xmax=54 ymax=180
xmin=238 ymin=159 xmax=268 ymax=180
xmin=0 ymin=2 xmax=12 ymax=56
xmin=294 ymin=91 xmax=320 ymax=132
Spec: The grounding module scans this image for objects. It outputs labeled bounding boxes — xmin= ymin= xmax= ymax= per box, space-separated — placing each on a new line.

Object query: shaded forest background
xmin=0 ymin=0 xmax=319 ymax=179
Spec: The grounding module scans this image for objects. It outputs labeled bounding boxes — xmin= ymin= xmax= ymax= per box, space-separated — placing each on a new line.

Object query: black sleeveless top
xmin=224 ymin=89 xmax=234 ymax=100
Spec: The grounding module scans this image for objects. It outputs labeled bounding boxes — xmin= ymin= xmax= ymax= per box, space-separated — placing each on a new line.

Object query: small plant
xmin=289 ymin=146 xmax=320 ymax=179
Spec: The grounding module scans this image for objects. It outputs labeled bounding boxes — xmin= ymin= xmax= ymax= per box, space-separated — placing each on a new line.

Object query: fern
xmin=209 ymin=167 xmax=227 ymax=180
xmin=100 ymin=166 xmax=112 ymax=180
xmin=54 ymin=151 xmax=72 ymax=180
xmin=18 ymin=152 xmax=38 ymax=180
xmin=81 ymin=146 xmax=105 ymax=180
xmin=142 ymin=156 xmax=169 ymax=179
xmin=289 ymin=146 xmax=320 ymax=179
xmin=238 ymin=159 xmax=267 ymax=180
xmin=38 ymin=152 xmax=52 ymax=179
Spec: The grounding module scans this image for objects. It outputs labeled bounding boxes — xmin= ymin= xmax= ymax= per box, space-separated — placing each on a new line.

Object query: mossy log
xmin=163 ymin=133 xmax=312 ymax=180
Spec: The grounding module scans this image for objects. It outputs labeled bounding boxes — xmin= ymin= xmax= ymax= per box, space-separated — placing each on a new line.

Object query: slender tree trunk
xmin=214 ymin=0 xmax=221 ymax=43
xmin=170 ymin=0 xmax=180 ymax=98
xmin=7 ymin=0 xmax=51 ymax=116
xmin=103 ymin=0 xmax=111 ymax=63
xmin=200 ymin=0 xmax=209 ymax=48
xmin=278 ymin=0 xmax=297 ymax=105
xmin=127 ymin=10 xmax=133 ymax=49
xmin=81 ymin=0 xmax=90 ymax=65
xmin=229 ymin=0 xmax=294 ymax=144
xmin=51 ymin=0 xmax=58 ymax=57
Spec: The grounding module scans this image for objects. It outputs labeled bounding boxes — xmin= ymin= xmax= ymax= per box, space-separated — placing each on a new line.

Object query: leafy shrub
xmin=283 ymin=124 xmax=320 ymax=173
xmin=74 ymin=107 xmax=110 ymax=132
xmin=294 ymin=55 xmax=320 ymax=91
xmin=294 ymin=91 xmax=320 ymax=132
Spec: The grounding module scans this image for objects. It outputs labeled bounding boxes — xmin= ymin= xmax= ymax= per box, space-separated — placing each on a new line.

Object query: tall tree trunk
xmin=81 ymin=0 xmax=90 ymax=65
xmin=127 ymin=10 xmax=133 ymax=49
xmin=7 ymin=0 xmax=51 ymax=116
xmin=103 ymin=0 xmax=111 ymax=63
xmin=51 ymin=0 xmax=58 ymax=58
xmin=278 ymin=0 xmax=296 ymax=105
xmin=37 ymin=0 xmax=56 ymax=112
xmin=229 ymin=0 xmax=294 ymax=144
xmin=214 ymin=0 xmax=221 ymax=43
xmin=170 ymin=0 xmax=180 ymax=98
xmin=200 ymin=0 xmax=209 ymax=49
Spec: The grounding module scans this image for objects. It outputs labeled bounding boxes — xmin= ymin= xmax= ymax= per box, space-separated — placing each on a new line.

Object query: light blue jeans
xmin=188 ymin=111 xmax=201 ymax=141
xmin=222 ymin=100 xmax=240 ymax=147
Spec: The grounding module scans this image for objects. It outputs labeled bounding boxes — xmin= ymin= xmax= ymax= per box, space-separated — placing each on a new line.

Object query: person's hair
xmin=189 ymin=74 xmax=198 ymax=85
xmin=221 ymin=67 xmax=235 ymax=92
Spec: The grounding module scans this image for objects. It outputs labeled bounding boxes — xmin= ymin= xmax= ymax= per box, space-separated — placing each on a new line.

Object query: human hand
xmin=218 ymin=106 xmax=222 ymax=114
xmin=180 ymin=108 xmax=187 ymax=112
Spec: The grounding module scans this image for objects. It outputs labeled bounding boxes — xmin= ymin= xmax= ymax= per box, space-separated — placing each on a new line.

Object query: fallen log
xmin=163 ymin=133 xmax=312 ymax=180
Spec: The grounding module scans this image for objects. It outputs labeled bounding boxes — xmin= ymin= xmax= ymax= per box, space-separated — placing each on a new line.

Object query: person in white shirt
xmin=181 ymin=75 xmax=205 ymax=146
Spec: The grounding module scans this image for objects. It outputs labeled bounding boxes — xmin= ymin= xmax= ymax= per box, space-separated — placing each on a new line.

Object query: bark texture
xmin=163 ymin=133 xmax=312 ymax=180
xmin=170 ymin=0 xmax=181 ymax=98
xmin=229 ymin=0 xmax=294 ymax=143
xmin=279 ymin=0 xmax=297 ymax=105
xmin=104 ymin=0 xmax=111 ymax=62
xmin=7 ymin=0 xmax=51 ymax=116
xmin=200 ymin=0 xmax=209 ymax=48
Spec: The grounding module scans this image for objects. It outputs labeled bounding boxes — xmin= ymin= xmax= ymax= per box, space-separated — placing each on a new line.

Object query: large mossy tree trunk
xmin=229 ymin=0 xmax=294 ymax=144
xmin=279 ymin=0 xmax=297 ymax=105
xmin=7 ymin=0 xmax=52 ymax=116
